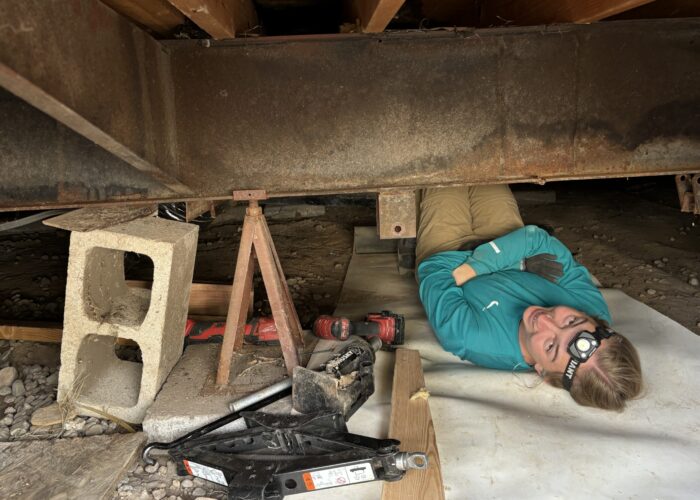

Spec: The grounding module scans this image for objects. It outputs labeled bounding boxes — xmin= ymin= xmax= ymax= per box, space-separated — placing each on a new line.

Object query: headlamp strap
xmin=563 ymin=358 xmax=579 ymax=391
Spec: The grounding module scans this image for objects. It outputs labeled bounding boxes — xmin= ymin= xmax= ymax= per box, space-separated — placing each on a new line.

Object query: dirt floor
xmin=0 ymin=177 xmax=698 ymax=498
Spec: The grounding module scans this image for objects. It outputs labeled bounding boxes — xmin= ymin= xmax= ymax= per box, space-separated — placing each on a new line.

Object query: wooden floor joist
xmin=382 ymin=348 xmax=445 ymax=500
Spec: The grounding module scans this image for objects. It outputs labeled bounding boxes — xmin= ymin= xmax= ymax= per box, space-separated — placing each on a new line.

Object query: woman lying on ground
xmin=416 ymin=185 xmax=642 ymax=411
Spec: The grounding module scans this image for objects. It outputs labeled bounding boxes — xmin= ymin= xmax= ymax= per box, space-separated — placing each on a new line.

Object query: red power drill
xmin=184 ymin=317 xmax=280 ymax=345
xmin=312 ymin=310 xmax=404 ymax=346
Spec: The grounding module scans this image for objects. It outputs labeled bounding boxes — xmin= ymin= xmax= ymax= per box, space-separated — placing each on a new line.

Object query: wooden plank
xmin=101 ymin=0 xmax=186 ymax=34
xmin=382 ymin=349 xmax=444 ymax=500
xmin=0 ymin=323 xmax=63 ymax=343
xmin=43 ymin=205 xmax=157 ymax=232
xmin=481 ymin=0 xmax=655 ymax=26
xmin=0 ymin=281 xmax=232 ymax=344
xmin=166 ymin=0 xmax=259 ymax=39
xmin=355 ymin=0 xmax=406 ymax=32
xmin=0 ymin=433 xmax=145 ymax=499
xmin=0 ymin=324 xmax=137 ymax=345
xmin=129 ymin=280 xmax=233 ymax=317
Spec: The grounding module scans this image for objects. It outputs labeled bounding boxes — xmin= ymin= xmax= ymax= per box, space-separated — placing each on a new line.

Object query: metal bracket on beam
xmin=377 ymin=190 xmax=417 ymax=240
xmin=233 ymin=190 xmax=268 ymax=201
xmin=675 ymin=174 xmax=700 ymax=215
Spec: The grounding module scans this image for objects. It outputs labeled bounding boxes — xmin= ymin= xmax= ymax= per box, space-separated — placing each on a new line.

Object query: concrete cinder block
xmin=143 ymin=344 xmax=292 ymax=443
xmin=57 ymin=217 xmax=199 ymax=423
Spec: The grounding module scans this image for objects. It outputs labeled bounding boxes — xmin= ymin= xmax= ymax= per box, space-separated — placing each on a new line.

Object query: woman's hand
xmin=452 ymin=263 xmax=476 ymax=286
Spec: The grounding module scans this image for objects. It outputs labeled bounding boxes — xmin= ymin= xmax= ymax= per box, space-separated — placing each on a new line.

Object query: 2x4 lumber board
xmin=355 ymin=0 xmax=406 ymax=32
xmin=0 ymin=281 xmax=232 ymax=344
xmin=129 ymin=280 xmax=232 ymax=317
xmin=0 ymin=323 xmax=63 ymax=344
xmin=101 ymin=0 xmax=186 ymax=34
xmin=481 ymin=0 xmax=656 ymax=26
xmin=382 ymin=349 xmax=444 ymax=500
xmin=166 ymin=0 xmax=259 ymax=38
xmin=0 ymin=433 xmax=146 ymax=499
xmin=0 ymin=0 xmax=192 ymax=196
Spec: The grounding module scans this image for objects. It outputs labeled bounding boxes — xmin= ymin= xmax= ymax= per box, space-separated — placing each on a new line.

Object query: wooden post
xmin=216 ymin=194 xmax=304 ymax=386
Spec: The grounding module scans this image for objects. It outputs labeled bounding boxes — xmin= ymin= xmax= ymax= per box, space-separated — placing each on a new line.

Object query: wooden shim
xmin=101 ymin=0 xmax=186 ymax=34
xmin=0 ymin=433 xmax=145 ymax=499
xmin=356 ymin=0 xmax=406 ymax=32
xmin=481 ymin=0 xmax=655 ymax=26
xmin=166 ymin=0 xmax=259 ymax=39
xmin=382 ymin=349 xmax=444 ymax=500
xmin=43 ymin=205 xmax=157 ymax=232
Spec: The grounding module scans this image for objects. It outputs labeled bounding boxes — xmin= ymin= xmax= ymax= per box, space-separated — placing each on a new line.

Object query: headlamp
xmin=562 ymin=326 xmax=615 ymax=391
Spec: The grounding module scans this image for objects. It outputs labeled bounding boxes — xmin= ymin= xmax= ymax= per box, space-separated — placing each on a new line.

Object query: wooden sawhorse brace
xmin=216 ymin=190 xmax=304 ymax=386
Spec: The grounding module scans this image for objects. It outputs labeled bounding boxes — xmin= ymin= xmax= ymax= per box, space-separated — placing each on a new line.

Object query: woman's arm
xmin=417 ymin=252 xmax=480 ymax=357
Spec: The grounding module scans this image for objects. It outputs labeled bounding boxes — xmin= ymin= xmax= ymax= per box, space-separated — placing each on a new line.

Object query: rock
xmin=181 ymin=479 xmax=194 ymax=489
xmin=31 ymin=403 xmax=63 ymax=427
xmin=84 ymin=423 xmax=104 ymax=436
xmin=152 ymin=489 xmax=167 ymax=500
xmin=0 ymin=387 xmax=11 ymax=396
xmin=194 ymin=498 xmax=217 ymax=500
xmin=192 ymin=478 xmax=206 ymax=487
xmin=10 ymin=426 xmax=26 ymax=437
xmin=11 ymin=380 xmax=25 ymax=397
xmin=144 ymin=481 xmax=167 ymax=489
xmin=662 ymin=257 xmax=669 ymax=263
xmin=63 ymin=418 xmax=85 ymax=432
xmin=646 ymin=289 xmax=657 ymax=296
xmin=0 ymin=425 xmax=9 ymax=440
xmin=145 ymin=464 xmax=160 ymax=474
xmin=0 ymin=366 xmax=18 ymax=387
xmin=1 ymin=416 xmax=12 ymax=426
xmin=45 ymin=372 xmax=58 ymax=386
xmin=4 ymin=406 xmax=15 ymax=414
xmin=171 ymin=479 xmax=181 ymax=490
xmin=192 ymin=488 xmax=207 ymax=496
xmin=689 ymin=277 xmax=699 ymax=287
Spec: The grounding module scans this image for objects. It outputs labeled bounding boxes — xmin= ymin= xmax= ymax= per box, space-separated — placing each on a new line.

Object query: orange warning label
xmin=303 ymin=472 xmax=316 ymax=490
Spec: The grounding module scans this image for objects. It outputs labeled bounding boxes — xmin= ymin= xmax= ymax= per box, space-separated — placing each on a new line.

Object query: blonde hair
xmin=544 ymin=330 xmax=642 ymax=411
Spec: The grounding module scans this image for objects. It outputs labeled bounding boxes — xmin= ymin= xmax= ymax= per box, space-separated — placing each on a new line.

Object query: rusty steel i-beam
xmin=0 ymin=0 xmax=699 ymax=210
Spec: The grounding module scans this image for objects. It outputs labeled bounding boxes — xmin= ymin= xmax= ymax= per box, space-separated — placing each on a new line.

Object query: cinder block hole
xmin=124 ymin=250 xmax=154 ymax=282
xmin=114 ymin=341 xmax=143 ymax=363
xmin=83 ymin=247 xmax=153 ymax=328
xmin=76 ymin=334 xmax=143 ymax=408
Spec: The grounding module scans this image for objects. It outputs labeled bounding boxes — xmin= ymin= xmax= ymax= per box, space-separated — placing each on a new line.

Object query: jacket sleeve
xmin=465 ymin=225 xmax=612 ymax=323
xmin=464 ymin=225 xmax=565 ymax=276
xmin=417 ymin=251 xmax=481 ymax=358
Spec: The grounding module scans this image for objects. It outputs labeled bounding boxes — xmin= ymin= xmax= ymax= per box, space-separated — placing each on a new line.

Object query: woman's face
xmin=519 ymin=305 xmax=601 ymax=375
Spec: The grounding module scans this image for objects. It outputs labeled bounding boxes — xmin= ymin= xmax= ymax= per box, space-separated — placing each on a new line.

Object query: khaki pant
xmin=416 ymin=185 xmax=524 ymax=265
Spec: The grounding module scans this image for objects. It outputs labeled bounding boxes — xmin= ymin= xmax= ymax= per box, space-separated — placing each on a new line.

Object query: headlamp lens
xmin=575 ymin=338 xmax=591 ymax=352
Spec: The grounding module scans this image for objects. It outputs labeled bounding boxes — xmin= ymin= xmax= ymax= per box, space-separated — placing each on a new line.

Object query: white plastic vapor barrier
xmin=294 ymin=253 xmax=700 ymax=500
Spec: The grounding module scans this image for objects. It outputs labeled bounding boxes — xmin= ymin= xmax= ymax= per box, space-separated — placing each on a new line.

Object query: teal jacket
xmin=417 ymin=225 xmax=611 ymax=371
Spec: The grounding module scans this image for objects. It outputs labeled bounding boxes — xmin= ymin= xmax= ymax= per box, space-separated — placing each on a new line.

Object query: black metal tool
xmin=168 ymin=411 xmax=428 ymax=500
xmin=292 ymin=336 xmax=381 ymax=419
xmin=141 ymin=385 xmax=292 ymax=465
